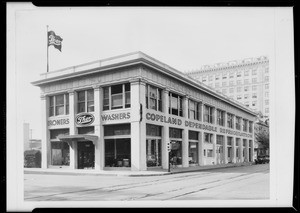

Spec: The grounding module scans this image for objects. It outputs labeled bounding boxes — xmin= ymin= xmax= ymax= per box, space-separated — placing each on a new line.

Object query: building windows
xmin=244 ymin=94 xmax=249 ymax=99
xmin=227 ymin=113 xmax=234 ymax=129
xmin=207 ymin=149 xmax=213 ymax=157
xmin=216 ymin=135 xmax=224 ymax=145
xmin=215 ymin=74 xmax=220 ymax=80
xmin=50 ymin=129 xmax=70 ymax=166
xmin=169 ymin=92 xmax=183 ymax=117
xmin=265 ymin=76 xmax=269 ymax=82
xmin=215 ymin=82 xmax=220 ymax=87
xmin=189 ymin=100 xmax=201 ymax=121
xmin=189 ymin=131 xmax=199 ymax=164
xmin=204 ymin=133 xmax=213 ymax=143
xmin=265 ymin=67 xmax=269 ymax=73
xmin=237 ymin=71 xmax=241 ymax=77
xmin=237 ymin=95 xmax=242 ymax=100
xmin=229 ymin=72 xmax=234 ymax=78
xmin=202 ymin=76 xmax=207 ymax=82
xmin=229 ymin=88 xmax=234 ymax=93
xmin=217 ymin=109 xmax=225 ymax=126
xmin=265 ymin=108 xmax=269 ymax=113
xmin=242 ymin=119 xmax=248 ymax=132
xmin=229 ymin=81 xmax=234 ymax=86
xmin=103 ymin=83 xmax=130 ymax=111
xmin=237 ymin=87 xmax=242 ymax=93
xmin=208 ymin=83 xmax=213 ymax=87
xmin=252 ymin=69 xmax=257 ymax=75
xmin=265 ymin=84 xmax=269 ymax=89
xmin=244 ymin=86 xmax=249 ymax=92
xmin=265 ymin=99 xmax=269 ymax=105
xmin=222 ymin=82 xmax=227 ymax=87
xmin=204 ymin=105 xmax=214 ymax=124
xmin=237 ymin=80 xmax=242 ymax=85
xmin=222 ymin=73 xmax=227 ymax=79
xmin=222 ymin=89 xmax=227 ymax=94
xmin=236 ymin=116 xmax=241 ymax=130
xmin=265 ymin=92 xmax=269 ymax=97
xmin=252 ymin=93 xmax=257 ymax=98
xmin=249 ymin=121 xmax=253 ymax=133
xmin=244 ymin=79 xmax=249 ymax=84
xmin=244 ymin=70 xmax=249 ymax=76
xmin=252 ymin=101 xmax=257 ymax=107
xmin=245 ymin=102 xmax=249 ymax=107
xmin=146 ymin=84 xmax=162 ymax=112
xmin=252 ymin=85 xmax=257 ymax=91
xmin=252 ymin=78 xmax=257 ymax=83
xmin=209 ymin=75 xmax=213 ymax=81
xmin=146 ymin=124 xmax=162 ymax=167
xmin=49 ymin=93 xmax=69 ymax=117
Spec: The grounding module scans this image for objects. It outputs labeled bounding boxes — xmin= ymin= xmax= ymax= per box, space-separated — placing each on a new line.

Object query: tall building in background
xmin=23 ymin=123 xmax=30 ymax=151
xmin=186 ymin=56 xmax=269 ymax=119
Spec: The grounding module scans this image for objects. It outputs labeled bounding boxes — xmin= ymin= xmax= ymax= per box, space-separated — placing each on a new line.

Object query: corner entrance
xmin=77 ymin=141 xmax=95 ymax=169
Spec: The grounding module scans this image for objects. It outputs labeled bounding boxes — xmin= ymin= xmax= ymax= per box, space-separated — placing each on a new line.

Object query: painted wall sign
xmin=75 ymin=113 xmax=95 ymax=126
xmin=48 ymin=118 xmax=69 ymax=126
xmin=101 ymin=112 xmax=130 ymax=121
xmin=146 ymin=112 xmax=252 ymax=138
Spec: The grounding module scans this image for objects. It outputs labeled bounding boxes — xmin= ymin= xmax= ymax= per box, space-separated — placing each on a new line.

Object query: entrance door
xmin=77 ymin=141 xmax=95 ymax=169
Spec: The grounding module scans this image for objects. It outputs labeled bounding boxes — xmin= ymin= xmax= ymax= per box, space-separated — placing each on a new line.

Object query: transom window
xmin=146 ymin=84 xmax=162 ymax=112
xmin=49 ymin=93 xmax=69 ymax=117
xmin=77 ymin=89 xmax=94 ymax=113
xmin=103 ymin=83 xmax=131 ymax=111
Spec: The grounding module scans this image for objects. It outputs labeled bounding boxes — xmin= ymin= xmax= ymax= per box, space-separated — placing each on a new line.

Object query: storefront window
xmin=51 ymin=142 xmax=70 ymax=166
xmin=103 ymin=83 xmax=131 ymax=111
xmin=189 ymin=142 xmax=198 ymax=164
xmin=146 ymin=139 xmax=161 ymax=167
xmin=170 ymin=127 xmax=182 ymax=165
xmin=104 ymin=124 xmax=131 ymax=167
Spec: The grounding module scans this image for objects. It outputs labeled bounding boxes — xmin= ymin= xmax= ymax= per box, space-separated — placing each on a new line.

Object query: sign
xmin=101 ymin=112 xmax=130 ymax=121
xmin=75 ymin=113 xmax=95 ymax=126
xmin=48 ymin=118 xmax=69 ymax=127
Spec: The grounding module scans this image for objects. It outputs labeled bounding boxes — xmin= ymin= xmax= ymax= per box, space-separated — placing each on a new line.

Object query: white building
xmin=186 ymin=56 xmax=269 ymax=118
xmin=32 ymin=52 xmax=257 ymax=171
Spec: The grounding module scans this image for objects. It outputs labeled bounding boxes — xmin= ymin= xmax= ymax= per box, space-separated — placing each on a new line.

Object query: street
xmin=24 ymin=164 xmax=269 ymax=201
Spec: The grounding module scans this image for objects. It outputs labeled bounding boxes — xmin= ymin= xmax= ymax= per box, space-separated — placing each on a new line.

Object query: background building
xmin=23 ymin=123 xmax=30 ymax=151
xmin=186 ymin=56 xmax=269 ymax=119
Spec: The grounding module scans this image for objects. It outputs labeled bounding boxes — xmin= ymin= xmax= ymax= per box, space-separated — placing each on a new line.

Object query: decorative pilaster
xmin=68 ymin=90 xmax=77 ymax=169
xmin=93 ymin=86 xmax=101 ymax=170
xmin=162 ymin=88 xmax=170 ymax=169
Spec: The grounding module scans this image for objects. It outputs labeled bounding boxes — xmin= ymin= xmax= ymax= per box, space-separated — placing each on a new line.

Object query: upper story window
xmin=49 ymin=93 xmax=69 ymax=117
xmin=229 ymin=81 xmax=234 ymax=86
xmin=237 ymin=95 xmax=242 ymax=100
xmin=236 ymin=116 xmax=241 ymax=130
xmin=204 ymin=133 xmax=213 ymax=143
xmin=215 ymin=82 xmax=220 ymax=87
xmin=204 ymin=105 xmax=214 ymax=124
xmin=252 ymin=93 xmax=257 ymax=98
xmin=229 ymin=88 xmax=234 ymax=93
xmin=265 ymin=84 xmax=269 ymax=89
xmin=222 ymin=88 xmax=227 ymax=94
xmin=237 ymin=71 xmax=241 ymax=77
xmin=237 ymin=80 xmax=242 ymax=85
xmin=252 ymin=78 xmax=257 ymax=83
xmin=146 ymin=84 xmax=162 ymax=112
xmin=249 ymin=121 xmax=253 ymax=133
xmin=103 ymin=83 xmax=130 ymax=111
xmin=229 ymin=72 xmax=234 ymax=78
xmin=77 ymin=89 xmax=94 ymax=113
xmin=265 ymin=99 xmax=269 ymax=105
xmin=222 ymin=73 xmax=227 ymax=79
xmin=217 ymin=109 xmax=225 ymax=126
xmin=237 ymin=87 xmax=242 ymax=93
xmin=227 ymin=113 xmax=234 ymax=129
xmin=202 ymin=76 xmax=207 ymax=82
xmin=209 ymin=75 xmax=213 ymax=81
xmin=265 ymin=76 xmax=269 ymax=82
xmin=189 ymin=100 xmax=201 ymax=121
xmin=252 ymin=85 xmax=257 ymax=91
xmin=252 ymin=69 xmax=257 ymax=75
xmin=265 ymin=67 xmax=269 ymax=73
xmin=244 ymin=70 xmax=249 ymax=76
xmin=215 ymin=74 xmax=220 ymax=80
xmin=222 ymin=82 xmax=227 ymax=87
xmin=169 ymin=92 xmax=183 ymax=117
xmin=244 ymin=86 xmax=249 ymax=92
xmin=244 ymin=79 xmax=250 ymax=84
xmin=242 ymin=119 xmax=248 ymax=132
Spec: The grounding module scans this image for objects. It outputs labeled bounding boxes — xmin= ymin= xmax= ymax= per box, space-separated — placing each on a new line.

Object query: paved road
xmin=24 ymin=164 xmax=269 ymax=201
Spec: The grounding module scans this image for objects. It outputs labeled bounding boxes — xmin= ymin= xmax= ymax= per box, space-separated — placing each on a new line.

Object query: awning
xmin=58 ymin=134 xmax=98 ymax=145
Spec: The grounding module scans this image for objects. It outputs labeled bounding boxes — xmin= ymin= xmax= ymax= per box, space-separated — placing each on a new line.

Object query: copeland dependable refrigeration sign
xmin=75 ymin=113 xmax=95 ymax=126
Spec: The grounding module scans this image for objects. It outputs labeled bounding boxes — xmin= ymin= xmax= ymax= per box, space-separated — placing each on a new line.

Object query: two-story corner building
xmin=31 ymin=52 xmax=257 ymax=172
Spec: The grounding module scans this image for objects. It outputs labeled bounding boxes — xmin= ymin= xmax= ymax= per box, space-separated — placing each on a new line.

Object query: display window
xmin=169 ymin=127 xmax=183 ymax=166
xmin=146 ymin=124 xmax=162 ymax=167
xmin=51 ymin=142 xmax=70 ymax=166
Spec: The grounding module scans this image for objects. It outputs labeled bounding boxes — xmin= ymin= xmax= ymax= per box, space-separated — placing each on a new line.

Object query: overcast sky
xmin=13 ymin=5 xmax=275 ymax=139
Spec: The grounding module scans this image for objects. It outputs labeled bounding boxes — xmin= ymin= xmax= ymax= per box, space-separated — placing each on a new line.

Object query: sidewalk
xmin=24 ymin=162 xmax=254 ymax=177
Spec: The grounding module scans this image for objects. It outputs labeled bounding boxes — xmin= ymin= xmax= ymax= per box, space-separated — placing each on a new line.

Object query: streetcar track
xmin=25 ymin=167 xmax=269 ymax=201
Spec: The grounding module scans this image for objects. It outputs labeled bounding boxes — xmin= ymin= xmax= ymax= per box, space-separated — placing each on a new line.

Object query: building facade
xmin=32 ymin=52 xmax=257 ymax=171
xmin=186 ymin=56 xmax=269 ymax=118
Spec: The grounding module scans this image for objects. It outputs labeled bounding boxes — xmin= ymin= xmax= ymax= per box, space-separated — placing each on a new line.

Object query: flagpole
xmin=46 ymin=25 xmax=49 ymax=72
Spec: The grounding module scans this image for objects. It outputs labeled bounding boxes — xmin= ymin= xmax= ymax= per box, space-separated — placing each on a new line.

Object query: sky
xmin=13 ymin=5 xmax=275 ymax=139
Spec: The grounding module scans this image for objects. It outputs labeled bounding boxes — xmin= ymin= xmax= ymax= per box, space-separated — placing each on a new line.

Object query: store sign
xmin=48 ymin=118 xmax=69 ymax=127
xmin=101 ymin=112 xmax=130 ymax=121
xmin=76 ymin=113 xmax=95 ymax=126
xmin=146 ymin=112 xmax=253 ymax=138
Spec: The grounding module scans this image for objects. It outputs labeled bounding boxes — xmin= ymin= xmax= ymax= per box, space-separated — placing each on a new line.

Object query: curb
xmin=24 ymin=163 xmax=255 ymax=177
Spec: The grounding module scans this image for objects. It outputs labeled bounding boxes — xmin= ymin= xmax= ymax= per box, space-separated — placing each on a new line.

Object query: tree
xmin=255 ymin=127 xmax=269 ymax=150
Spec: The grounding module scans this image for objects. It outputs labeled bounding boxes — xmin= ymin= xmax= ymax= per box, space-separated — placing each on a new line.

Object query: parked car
xmin=255 ymin=155 xmax=269 ymax=164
